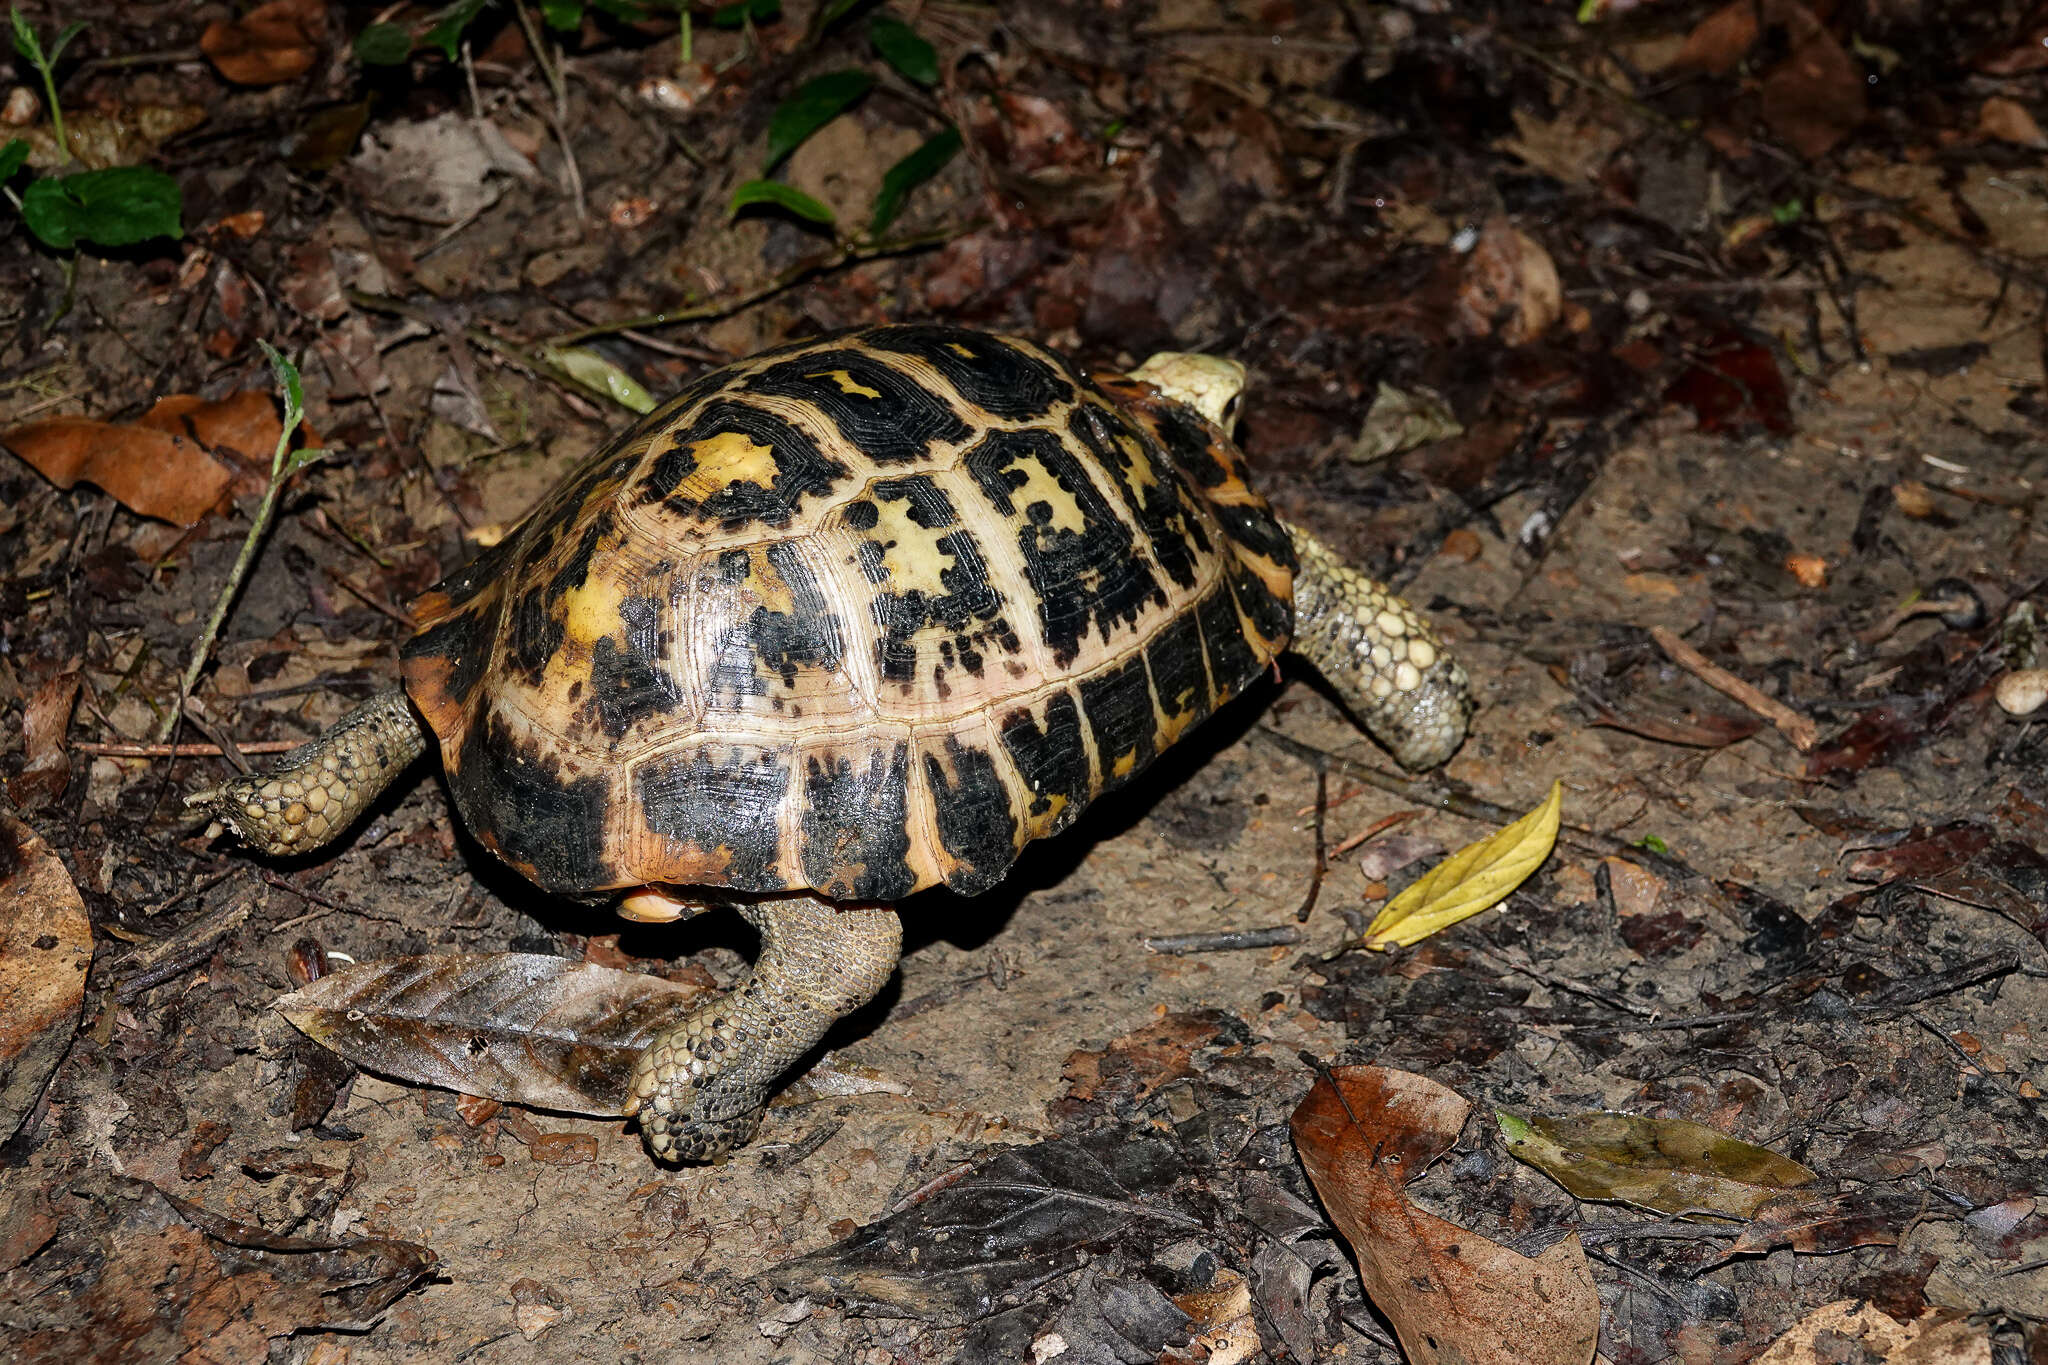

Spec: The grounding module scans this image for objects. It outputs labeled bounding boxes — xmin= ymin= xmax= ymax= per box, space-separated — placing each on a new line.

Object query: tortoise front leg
xmin=1283 ymin=522 xmax=1474 ymax=771
xmin=625 ymin=895 xmax=902 ymax=1163
xmin=187 ymin=688 xmax=428 ymax=855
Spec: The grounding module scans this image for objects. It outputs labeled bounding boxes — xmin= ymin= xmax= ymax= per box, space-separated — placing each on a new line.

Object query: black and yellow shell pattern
xmin=399 ymin=325 xmax=1296 ymax=899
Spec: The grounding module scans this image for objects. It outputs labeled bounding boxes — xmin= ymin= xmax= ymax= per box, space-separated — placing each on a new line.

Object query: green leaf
xmin=709 ymin=0 xmax=779 ymax=27
xmin=541 ymin=0 xmax=583 ymax=30
xmin=0 ymin=138 xmax=27 ymax=183
xmin=538 ymin=344 xmax=657 ymax=413
xmin=728 ymin=178 xmax=835 ymax=227
xmin=352 ymin=22 xmax=414 ymax=65
xmin=818 ymin=0 xmax=866 ymax=28
xmin=1498 ymin=1110 xmax=1816 ymax=1220
xmin=256 ymin=340 xmax=322 ymax=477
xmin=869 ymin=17 xmax=936 ymax=86
xmin=258 ymin=340 xmax=306 ymax=427
xmin=764 ymin=69 xmax=873 ymax=169
xmin=587 ymin=0 xmax=653 ymax=18
xmin=869 ymin=124 xmax=960 ymax=235
xmin=9 ymin=7 xmax=41 ymax=65
xmin=43 ymin=17 xmax=83 ymax=66
xmin=19 ymin=167 xmax=183 ymax=250
xmin=424 ymin=0 xmax=494 ymax=61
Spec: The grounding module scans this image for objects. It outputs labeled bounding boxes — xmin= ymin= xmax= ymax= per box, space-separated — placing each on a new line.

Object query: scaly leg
xmin=186 ymin=688 xmax=428 ymax=855
xmin=1283 ymin=521 xmax=1474 ymax=770
xmin=625 ymin=896 xmax=902 ymax=1162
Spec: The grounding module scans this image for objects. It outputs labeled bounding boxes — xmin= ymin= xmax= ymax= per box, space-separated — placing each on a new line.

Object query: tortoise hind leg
xmin=1283 ymin=521 xmax=1474 ymax=770
xmin=187 ymin=688 xmax=429 ymax=855
xmin=626 ymin=896 xmax=901 ymax=1163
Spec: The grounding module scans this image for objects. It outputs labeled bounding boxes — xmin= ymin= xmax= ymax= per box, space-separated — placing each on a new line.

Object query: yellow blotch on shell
xmin=1155 ymin=690 xmax=1203 ymax=747
xmin=1002 ymin=455 xmax=1090 ymax=537
xmin=673 ymin=430 xmax=780 ymax=502
xmin=1025 ymin=791 xmax=1069 ymax=838
xmin=812 ymin=368 xmax=882 ymax=398
xmin=1111 ymin=748 xmax=1138 ymax=778
xmin=562 ymin=573 xmax=629 ymax=646
xmin=869 ymin=495 xmax=956 ymax=598
xmin=741 ymin=550 xmax=796 ymax=614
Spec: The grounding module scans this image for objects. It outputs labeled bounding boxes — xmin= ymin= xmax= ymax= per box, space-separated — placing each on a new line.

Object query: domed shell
xmin=398 ymin=325 xmax=1296 ymax=899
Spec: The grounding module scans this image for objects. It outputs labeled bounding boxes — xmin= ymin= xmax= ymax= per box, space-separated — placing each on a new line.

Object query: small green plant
xmin=162 ymin=343 xmax=326 ymax=742
xmin=728 ymin=8 xmax=961 ymax=239
xmin=0 ymin=8 xmax=183 ymax=250
xmin=354 ymin=0 xmax=774 ymax=67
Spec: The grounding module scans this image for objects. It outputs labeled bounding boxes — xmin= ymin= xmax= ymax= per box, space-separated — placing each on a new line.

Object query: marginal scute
xmin=400 ymin=326 xmax=1296 ymax=899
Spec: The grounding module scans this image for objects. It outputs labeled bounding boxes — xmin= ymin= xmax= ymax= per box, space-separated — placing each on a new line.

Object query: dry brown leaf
xmin=1979 ymin=96 xmax=2048 ymax=148
xmin=1755 ymin=1300 xmax=1988 ymax=1363
xmin=1292 ymin=1067 xmax=1600 ymax=1365
xmin=3 ymin=415 xmax=234 ymax=526
xmin=0 ymin=813 xmax=93 ymax=1141
xmin=1758 ymin=4 xmax=1867 ymax=159
xmin=277 ymin=953 xmax=703 ymax=1115
xmin=139 ymin=391 xmax=286 ymax=479
xmin=7 ymin=664 xmax=78 ymax=812
xmin=1670 ymin=0 xmax=1761 ymax=74
xmin=16 ymin=103 xmax=207 ymax=170
xmin=202 ymin=0 xmax=328 ymax=87
xmin=2 ymin=388 xmax=289 ymax=525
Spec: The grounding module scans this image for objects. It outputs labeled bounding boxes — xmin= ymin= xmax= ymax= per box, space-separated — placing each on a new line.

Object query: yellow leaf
xmin=1362 ymin=781 xmax=1563 ymax=948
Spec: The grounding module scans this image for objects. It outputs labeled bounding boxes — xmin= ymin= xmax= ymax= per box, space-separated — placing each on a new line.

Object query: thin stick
xmin=78 ymin=740 xmax=301 ymax=758
xmin=1648 ymin=626 xmax=1819 ymax=752
xmin=1145 ymin=926 xmax=1304 ymax=955
xmin=538 ymin=222 xmax=983 ymax=349
xmin=1292 ymin=769 xmax=1328 ymax=923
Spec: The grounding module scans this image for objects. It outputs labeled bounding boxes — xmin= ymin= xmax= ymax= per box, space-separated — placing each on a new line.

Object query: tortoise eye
xmin=1222 ymin=395 xmax=1241 ymax=424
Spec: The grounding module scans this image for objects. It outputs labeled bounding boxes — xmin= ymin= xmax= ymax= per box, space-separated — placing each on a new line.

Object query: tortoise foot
xmin=622 ymin=898 xmax=901 ymax=1164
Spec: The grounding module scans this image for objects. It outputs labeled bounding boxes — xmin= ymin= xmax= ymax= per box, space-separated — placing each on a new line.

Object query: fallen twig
xmin=1144 ymin=925 xmax=1304 ymax=954
xmin=1649 ymin=626 xmax=1818 ymax=752
xmin=78 ymin=740 xmax=300 ymax=759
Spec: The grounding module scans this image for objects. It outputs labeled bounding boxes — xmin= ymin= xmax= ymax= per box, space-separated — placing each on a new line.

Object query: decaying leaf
xmin=0 ymin=814 xmax=93 ymax=1141
xmin=1754 ymin=1300 xmax=1988 ymax=1364
xmin=1498 ymin=1110 xmax=1815 ymax=1219
xmin=7 ymin=665 xmax=78 ymax=812
xmin=1348 ymin=381 xmax=1464 ymax=463
xmin=1291 ymin=1067 xmax=1600 ymax=1365
xmin=275 ymin=953 xmax=703 ymax=1116
xmin=14 ymin=103 xmax=208 ymax=171
xmin=201 ymin=0 xmax=327 ymax=86
xmin=0 ymin=1172 xmax=435 ymax=1357
xmin=1721 ymin=1189 xmax=1929 ymax=1260
xmin=1362 ymin=781 xmax=1562 ymax=948
xmin=537 ymin=344 xmax=657 ymax=414
xmin=764 ymin=1130 xmax=1192 ymax=1327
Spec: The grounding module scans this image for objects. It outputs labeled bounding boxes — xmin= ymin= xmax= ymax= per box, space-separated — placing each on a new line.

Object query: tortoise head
xmin=1127 ymin=352 xmax=1246 ymax=433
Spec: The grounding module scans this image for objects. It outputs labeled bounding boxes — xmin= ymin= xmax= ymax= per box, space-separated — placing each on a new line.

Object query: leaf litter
xmin=5 ymin=0 xmax=2048 ymax=1359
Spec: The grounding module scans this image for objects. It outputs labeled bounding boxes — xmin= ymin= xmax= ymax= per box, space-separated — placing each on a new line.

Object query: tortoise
xmin=193 ymin=324 xmax=1473 ymax=1163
